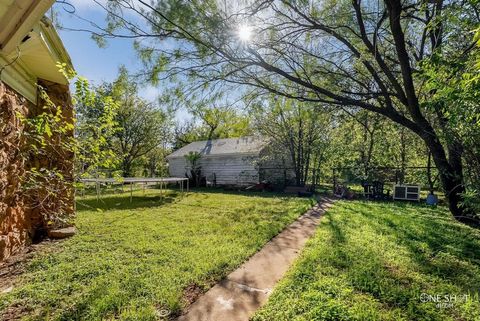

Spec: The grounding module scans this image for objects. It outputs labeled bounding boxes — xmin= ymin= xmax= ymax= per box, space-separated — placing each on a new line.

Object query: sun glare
xmin=237 ymin=25 xmax=252 ymax=41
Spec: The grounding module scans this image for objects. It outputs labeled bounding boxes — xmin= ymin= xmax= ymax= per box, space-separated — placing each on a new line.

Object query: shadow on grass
xmin=323 ymin=211 xmax=348 ymax=244
xmin=340 ymin=201 xmax=480 ymax=291
xmin=185 ymin=187 xmax=304 ymax=199
xmin=76 ymin=187 xmax=314 ymax=213
xmin=76 ymin=194 xmax=179 ymax=212
xmin=74 ymin=188 xmax=228 ymax=212
xmin=307 ymin=200 xmax=480 ymax=321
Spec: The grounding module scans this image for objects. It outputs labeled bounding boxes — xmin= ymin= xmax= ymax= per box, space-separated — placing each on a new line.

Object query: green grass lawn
xmin=0 ymin=189 xmax=313 ymax=321
xmin=253 ymin=201 xmax=480 ymax=321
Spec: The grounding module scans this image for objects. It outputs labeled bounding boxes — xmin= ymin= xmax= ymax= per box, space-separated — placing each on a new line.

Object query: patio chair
xmin=362 ymin=181 xmax=373 ymax=199
xmin=206 ymin=173 xmax=217 ymax=187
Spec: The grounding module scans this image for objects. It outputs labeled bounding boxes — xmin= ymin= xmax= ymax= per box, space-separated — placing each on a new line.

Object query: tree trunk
xmin=426 ymin=151 xmax=435 ymax=194
xmin=438 ymin=163 xmax=465 ymax=221
xmin=384 ymin=0 xmax=476 ymax=223
xmin=399 ymin=127 xmax=407 ymax=185
xmin=423 ymin=135 xmax=470 ymax=222
xmin=122 ymin=158 xmax=132 ymax=177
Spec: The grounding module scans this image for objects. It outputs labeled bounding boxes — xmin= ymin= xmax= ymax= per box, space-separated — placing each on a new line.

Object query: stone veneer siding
xmin=0 ymin=80 xmax=74 ymax=261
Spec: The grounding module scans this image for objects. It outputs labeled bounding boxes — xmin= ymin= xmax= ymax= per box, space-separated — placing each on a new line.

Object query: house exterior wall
xmin=0 ymin=80 xmax=74 ymax=262
xmin=32 ymin=79 xmax=75 ymax=221
xmin=168 ymin=157 xmax=189 ymax=178
xmin=168 ymin=154 xmax=260 ymax=186
xmin=0 ymin=81 xmax=32 ymax=261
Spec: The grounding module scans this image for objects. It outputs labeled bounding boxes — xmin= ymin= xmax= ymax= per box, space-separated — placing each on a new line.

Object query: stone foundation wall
xmin=0 ymin=80 xmax=74 ymax=261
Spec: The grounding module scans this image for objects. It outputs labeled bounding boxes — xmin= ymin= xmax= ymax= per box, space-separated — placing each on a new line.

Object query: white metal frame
xmin=393 ymin=184 xmax=420 ymax=201
xmin=79 ymin=177 xmax=189 ymax=202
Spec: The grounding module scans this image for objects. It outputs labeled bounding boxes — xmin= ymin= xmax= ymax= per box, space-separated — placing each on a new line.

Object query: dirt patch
xmin=182 ymin=283 xmax=205 ymax=306
xmin=0 ymin=303 xmax=32 ymax=321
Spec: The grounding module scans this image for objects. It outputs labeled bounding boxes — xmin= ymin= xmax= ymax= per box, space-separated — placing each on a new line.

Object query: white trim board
xmin=0 ymin=54 xmax=37 ymax=103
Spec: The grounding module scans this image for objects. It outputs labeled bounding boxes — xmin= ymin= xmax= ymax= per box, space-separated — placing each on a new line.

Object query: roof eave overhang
xmin=37 ymin=17 xmax=74 ymax=79
xmin=0 ymin=11 xmax=74 ymax=103
xmin=0 ymin=0 xmax=56 ymax=54
xmin=0 ymin=54 xmax=36 ymax=102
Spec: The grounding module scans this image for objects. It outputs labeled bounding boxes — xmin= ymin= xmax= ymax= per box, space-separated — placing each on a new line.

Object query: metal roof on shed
xmin=167 ymin=136 xmax=268 ymax=158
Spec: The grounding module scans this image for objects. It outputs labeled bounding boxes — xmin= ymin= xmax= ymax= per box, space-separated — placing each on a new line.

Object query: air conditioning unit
xmin=393 ymin=184 xmax=420 ymax=201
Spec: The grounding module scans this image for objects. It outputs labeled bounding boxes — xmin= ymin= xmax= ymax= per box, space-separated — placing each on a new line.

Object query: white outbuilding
xmin=166 ymin=136 xmax=295 ymax=186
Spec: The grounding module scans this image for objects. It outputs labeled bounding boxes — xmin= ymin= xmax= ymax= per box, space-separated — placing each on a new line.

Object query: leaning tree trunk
xmin=422 ymin=133 xmax=472 ymax=223
xmin=384 ymin=0 xmax=475 ymax=223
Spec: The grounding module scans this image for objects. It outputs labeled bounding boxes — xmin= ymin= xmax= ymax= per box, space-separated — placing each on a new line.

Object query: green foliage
xmin=253 ymin=201 xmax=480 ymax=321
xmin=184 ymin=151 xmax=202 ymax=166
xmin=75 ymin=67 xmax=173 ymax=178
xmin=17 ymin=67 xmax=116 ymax=226
xmin=420 ymin=27 xmax=480 ymax=210
xmin=324 ymin=110 xmax=431 ymax=186
xmin=75 ymin=76 xmax=120 ymax=178
xmin=110 ymin=67 xmax=173 ymax=176
xmin=190 ymin=105 xmax=249 ymax=139
xmin=95 ymin=0 xmax=480 ymax=217
xmin=0 ymin=189 xmax=312 ymax=320
xmin=461 ymin=190 xmax=480 ymax=216
xmin=17 ymin=63 xmax=138 ymax=226
xmin=141 ymin=146 xmax=170 ymax=177
xmin=173 ymin=103 xmax=252 ymax=150
xmin=251 ymin=97 xmax=333 ymax=186
xmin=184 ymin=151 xmax=202 ymax=186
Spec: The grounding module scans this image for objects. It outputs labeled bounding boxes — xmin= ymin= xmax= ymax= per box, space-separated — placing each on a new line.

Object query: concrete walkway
xmin=177 ymin=197 xmax=334 ymax=321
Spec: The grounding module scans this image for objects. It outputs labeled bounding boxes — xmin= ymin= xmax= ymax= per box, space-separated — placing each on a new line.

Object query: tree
xmin=327 ymin=110 xmax=428 ymax=184
xmin=21 ymin=65 xmax=120 ymax=227
xmin=185 ymin=151 xmax=202 ymax=187
xmin=75 ymin=79 xmax=120 ymax=178
xmin=189 ymin=105 xmax=251 ymax=140
xmin=336 ymin=110 xmax=384 ymax=178
xmin=92 ymin=0 xmax=479 ymax=221
xmin=114 ymin=101 xmax=169 ymax=176
xmin=252 ymin=96 xmax=333 ymax=186
xmin=173 ymin=106 xmax=251 ymax=149
xmin=422 ymin=26 xmax=480 ymax=212
xmin=109 ymin=68 xmax=172 ymax=176
xmin=142 ymin=146 xmax=170 ymax=177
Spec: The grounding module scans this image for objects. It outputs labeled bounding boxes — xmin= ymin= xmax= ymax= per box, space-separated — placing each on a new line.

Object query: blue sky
xmin=54 ymin=0 xmax=247 ymax=121
xmin=54 ymin=1 xmax=168 ymax=107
